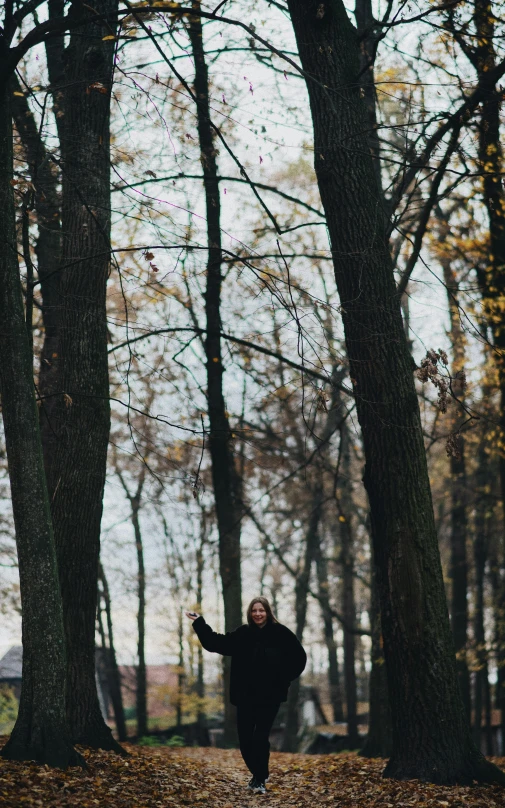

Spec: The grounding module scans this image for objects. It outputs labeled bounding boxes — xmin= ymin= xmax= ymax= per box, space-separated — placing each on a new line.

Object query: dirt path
xmin=0 ymin=744 xmax=504 ymax=806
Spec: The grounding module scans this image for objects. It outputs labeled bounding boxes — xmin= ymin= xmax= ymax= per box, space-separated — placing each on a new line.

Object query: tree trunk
xmin=42 ymin=0 xmax=122 ymax=751
xmin=360 ymin=554 xmax=392 ymax=757
xmin=439 ymin=244 xmax=470 ymax=717
xmin=177 ymin=611 xmax=185 ymax=730
xmin=338 ymin=420 xmax=359 ymax=747
xmin=473 ymin=530 xmax=486 ymax=752
xmin=196 ymin=526 xmax=206 ymax=733
xmin=282 ymin=486 xmax=322 ymax=751
xmin=354 ymin=0 xmax=382 ymax=192
xmin=38 ymin=0 xmax=65 ymax=483
xmin=459 ymin=0 xmax=505 ymax=751
xmin=489 ymin=531 xmax=504 ymax=753
xmin=188 ymin=3 xmax=242 ymax=746
xmin=129 ymin=496 xmax=147 ymax=738
xmin=282 ymin=371 xmax=343 ymax=751
xmin=315 ymin=537 xmax=344 ymax=722
xmin=11 ymin=64 xmax=64 ymax=551
xmin=286 ymin=0 xmax=504 ymax=783
xmin=98 ymin=563 xmax=127 ymax=741
xmin=0 ymin=80 xmax=80 ymax=768
xmin=11 ymin=74 xmax=62 ymax=405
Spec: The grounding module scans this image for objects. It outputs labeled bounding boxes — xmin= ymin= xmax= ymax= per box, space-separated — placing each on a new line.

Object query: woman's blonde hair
xmin=246 ymin=596 xmax=278 ymax=627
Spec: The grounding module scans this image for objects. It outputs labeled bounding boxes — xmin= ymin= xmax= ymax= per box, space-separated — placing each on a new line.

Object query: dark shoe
xmin=247 ymin=777 xmax=255 ymax=791
xmin=251 ymin=779 xmax=266 ymax=795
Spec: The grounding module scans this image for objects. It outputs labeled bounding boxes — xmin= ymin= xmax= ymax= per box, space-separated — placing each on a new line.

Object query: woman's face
xmin=251 ymin=602 xmax=268 ymax=627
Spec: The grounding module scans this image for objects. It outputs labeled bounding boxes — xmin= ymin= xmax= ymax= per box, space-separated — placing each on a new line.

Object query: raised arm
xmin=188 ymin=614 xmax=240 ymax=656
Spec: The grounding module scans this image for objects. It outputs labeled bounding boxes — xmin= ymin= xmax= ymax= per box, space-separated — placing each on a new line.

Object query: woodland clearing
xmin=0 ymin=745 xmax=503 ymax=807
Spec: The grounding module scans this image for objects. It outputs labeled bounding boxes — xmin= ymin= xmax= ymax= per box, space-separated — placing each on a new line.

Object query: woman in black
xmin=186 ymin=597 xmax=306 ymax=794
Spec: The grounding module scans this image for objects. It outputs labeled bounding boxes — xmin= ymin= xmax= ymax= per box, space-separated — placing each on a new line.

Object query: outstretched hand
xmin=185 ymin=611 xmax=200 ymax=621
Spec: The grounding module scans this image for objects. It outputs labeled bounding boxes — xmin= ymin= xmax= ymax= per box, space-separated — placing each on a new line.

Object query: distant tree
xmin=116 ymin=464 xmax=148 ymax=739
xmin=97 ymin=562 xmax=127 ymax=741
xmin=443 ymin=0 xmax=505 ymax=750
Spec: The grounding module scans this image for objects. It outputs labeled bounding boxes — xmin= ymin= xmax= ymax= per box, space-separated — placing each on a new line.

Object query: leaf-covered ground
xmin=0 ymin=744 xmax=504 ymax=807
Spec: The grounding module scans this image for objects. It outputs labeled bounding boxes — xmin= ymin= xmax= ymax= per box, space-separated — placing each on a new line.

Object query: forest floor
xmin=0 ymin=744 xmax=504 ymax=807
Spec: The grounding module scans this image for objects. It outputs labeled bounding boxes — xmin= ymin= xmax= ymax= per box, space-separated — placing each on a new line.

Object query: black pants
xmin=236 ymin=701 xmax=280 ymax=781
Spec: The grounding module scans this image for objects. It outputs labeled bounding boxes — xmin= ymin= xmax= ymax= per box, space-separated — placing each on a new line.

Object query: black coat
xmin=192 ymin=616 xmax=307 ymax=706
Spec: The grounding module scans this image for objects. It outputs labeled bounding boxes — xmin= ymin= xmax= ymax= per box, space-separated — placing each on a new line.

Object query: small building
xmin=0 ymin=646 xmax=22 ymax=701
xmin=0 ymin=645 xmax=111 ymax=721
xmin=118 ymin=664 xmax=179 ymax=723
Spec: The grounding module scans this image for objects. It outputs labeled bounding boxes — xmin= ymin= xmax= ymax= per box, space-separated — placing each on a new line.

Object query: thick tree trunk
xmin=315 ymin=538 xmax=344 ymax=722
xmin=338 ymin=420 xmax=359 ymax=747
xmin=0 ymin=81 xmax=80 ymax=768
xmin=188 ymin=4 xmax=242 ymax=746
xmin=286 ymin=0 xmax=504 ymax=783
xmin=360 ymin=555 xmax=392 ymax=757
xmin=42 ymin=0 xmax=122 ymax=751
xmin=98 ymin=563 xmax=127 ymax=741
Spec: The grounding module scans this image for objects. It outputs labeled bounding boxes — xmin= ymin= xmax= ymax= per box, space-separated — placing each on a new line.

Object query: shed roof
xmin=0 ymin=646 xmax=22 ymax=680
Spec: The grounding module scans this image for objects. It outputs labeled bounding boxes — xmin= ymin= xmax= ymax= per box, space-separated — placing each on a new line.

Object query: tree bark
xmin=118 ymin=470 xmax=148 ymax=739
xmin=360 ymin=554 xmax=392 ymax=757
xmin=11 ymin=67 xmax=63 ymax=500
xmin=441 ymin=0 xmax=505 ymax=755
xmin=354 ymin=0 xmax=382 ymax=193
xmin=489 ymin=529 xmax=504 ymax=753
xmin=338 ymin=419 xmax=359 ymax=747
xmin=132 ymin=499 xmax=148 ymax=738
xmin=176 ymin=610 xmax=185 ymax=730
xmin=11 ymin=74 xmax=62 ymax=399
xmin=473 ymin=432 xmax=489 ymax=751
xmin=98 ymin=563 xmax=127 ymax=741
xmin=439 ymin=241 xmax=470 ymax=717
xmin=39 ymin=0 xmax=66 ymax=479
xmin=42 ymin=0 xmax=122 ymax=751
xmin=315 ymin=537 xmax=344 ymax=722
xmin=286 ymin=0 xmax=504 ymax=783
xmin=195 ymin=522 xmax=206 ymax=733
xmin=0 ymin=78 xmax=80 ymax=768
xmin=471 ymin=2 xmax=505 ymax=749
xmin=282 ymin=370 xmax=343 ymax=751
xmin=282 ymin=496 xmax=321 ymax=751
xmin=188 ymin=3 xmax=242 ymax=746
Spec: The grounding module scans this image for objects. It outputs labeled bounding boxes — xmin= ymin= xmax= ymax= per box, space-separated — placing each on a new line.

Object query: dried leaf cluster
xmin=0 ymin=744 xmax=503 ymax=807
